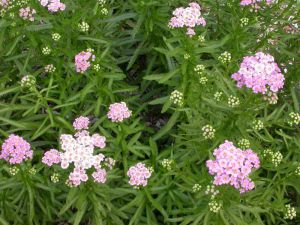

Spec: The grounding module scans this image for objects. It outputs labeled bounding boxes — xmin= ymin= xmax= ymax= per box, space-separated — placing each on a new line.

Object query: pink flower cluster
xmin=42 ymin=149 xmax=61 ymax=166
xmin=42 ymin=116 xmax=111 ymax=186
xmin=107 ymin=102 xmax=132 ymax=122
xmin=74 ymin=51 xmax=95 ymax=73
xmin=73 ymin=116 xmax=90 ymax=130
xmin=206 ymin=140 xmax=260 ymax=193
xmin=169 ymin=2 xmax=206 ymax=37
xmin=232 ymin=52 xmax=284 ymax=94
xmin=240 ymin=0 xmax=274 ymax=6
xmin=127 ymin=163 xmax=152 ymax=187
xmin=0 ymin=0 xmax=9 ymax=8
xmin=0 ymin=134 xmax=33 ymax=164
xmin=38 ymin=0 xmax=66 ymax=12
xmin=19 ymin=7 xmax=36 ymax=21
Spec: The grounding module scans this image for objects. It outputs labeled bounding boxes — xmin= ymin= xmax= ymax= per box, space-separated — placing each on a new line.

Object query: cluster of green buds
xmin=208 ymin=200 xmax=222 ymax=213
xmin=252 ymin=119 xmax=264 ymax=131
xmin=218 ymin=51 xmax=231 ymax=64
xmin=228 ymin=95 xmax=240 ymax=107
xmin=78 ymin=21 xmax=89 ymax=32
xmin=202 ymin=125 xmax=215 ymax=140
xmin=52 ymin=33 xmax=61 ymax=41
xmin=44 ymin=64 xmax=56 ymax=73
xmin=8 ymin=166 xmax=19 ymax=176
xmin=263 ymin=149 xmax=283 ymax=167
xmin=170 ymin=90 xmax=184 ymax=107
xmin=161 ymin=159 xmax=174 ymax=171
xmin=51 ymin=173 xmax=60 ymax=183
xmin=20 ymin=75 xmax=36 ymax=90
xmin=284 ymin=204 xmax=296 ymax=220
xmin=42 ymin=46 xmax=51 ymax=55
xmin=240 ymin=18 xmax=249 ymax=27
xmin=205 ymin=184 xmax=219 ymax=199
xmin=287 ymin=112 xmax=300 ymax=126
xmin=214 ymin=91 xmax=223 ymax=102
xmin=238 ymin=139 xmax=250 ymax=149
xmin=192 ymin=183 xmax=202 ymax=193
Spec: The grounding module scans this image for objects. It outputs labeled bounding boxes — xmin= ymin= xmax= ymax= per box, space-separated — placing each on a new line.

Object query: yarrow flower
xmin=240 ymin=0 xmax=275 ymax=7
xmin=107 ymin=102 xmax=132 ymax=122
xmin=19 ymin=7 xmax=36 ymax=21
xmin=127 ymin=162 xmax=152 ymax=188
xmin=206 ymin=140 xmax=260 ymax=193
xmin=169 ymin=2 xmax=206 ymax=37
xmin=42 ymin=117 xmax=112 ymax=187
xmin=232 ymin=52 xmax=284 ymax=94
xmin=74 ymin=50 xmax=95 ymax=73
xmin=0 ymin=134 xmax=33 ymax=164
xmin=73 ymin=116 xmax=90 ymax=130
xmin=38 ymin=0 xmax=66 ymax=12
xmin=42 ymin=149 xmax=61 ymax=166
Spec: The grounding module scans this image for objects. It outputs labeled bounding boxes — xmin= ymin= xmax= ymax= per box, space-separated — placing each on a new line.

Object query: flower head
xmin=206 ymin=140 xmax=260 ymax=193
xmin=232 ymin=52 xmax=284 ymax=94
xmin=73 ymin=116 xmax=90 ymax=130
xmin=74 ymin=50 xmax=95 ymax=73
xmin=42 ymin=149 xmax=61 ymax=166
xmin=0 ymin=134 xmax=33 ymax=164
xmin=169 ymin=2 xmax=206 ymax=37
xmin=107 ymin=102 xmax=131 ymax=122
xmin=127 ymin=162 xmax=152 ymax=188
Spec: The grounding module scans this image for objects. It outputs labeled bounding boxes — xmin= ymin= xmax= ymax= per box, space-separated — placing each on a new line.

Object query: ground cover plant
xmin=0 ymin=0 xmax=299 ymax=224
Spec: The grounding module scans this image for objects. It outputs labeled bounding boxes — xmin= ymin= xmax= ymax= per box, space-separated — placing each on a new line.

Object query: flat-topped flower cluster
xmin=42 ymin=116 xmax=113 ymax=186
xmin=169 ymin=2 xmax=206 ymax=37
xmin=206 ymin=141 xmax=260 ymax=193
xmin=232 ymin=52 xmax=284 ymax=94
xmin=75 ymin=50 xmax=96 ymax=73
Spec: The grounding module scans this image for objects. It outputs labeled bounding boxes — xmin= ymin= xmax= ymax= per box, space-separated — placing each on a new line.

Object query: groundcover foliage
xmin=0 ymin=0 xmax=299 ymax=224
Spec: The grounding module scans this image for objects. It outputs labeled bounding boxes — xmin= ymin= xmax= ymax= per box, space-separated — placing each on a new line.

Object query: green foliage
xmin=0 ymin=0 xmax=299 ymax=224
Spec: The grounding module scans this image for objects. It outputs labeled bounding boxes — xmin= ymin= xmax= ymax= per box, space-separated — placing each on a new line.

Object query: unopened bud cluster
xmin=192 ymin=183 xmax=202 ymax=193
xmin=284 ymin=204 xmax=296 ymax=220
xmin=214 ymin=91 xmax=223 ymax=102
xmin=218 ymin=51 xmax=231 ymax=64
xmin=202 ymin=125 xmax=215 ymax=139
xmin=288 ymin=112 xmax=300 ymax=126
xmin=170 ymin=90 xmax=183 ymax=106
xmin=252 ymin=119 xmax=264 ymax=131
xmin=238 ymin=139 xmax=250 ymax=149
xmin=161 ymin=159 xmax=174 ymax=171
xmin=228 ymin=95 xmax=240 ymax=107
xmin=263 ymin=149 xmax=283 ymax=167
xmin=8 ymin=166 xmax=19 ymax=176
xmin=208 ymin=200 xmax=222 ymax=213
xmin=21 ymin=75 xmax=36 ymax=89
xmin=45 ymin=64 xmax=56 ymax=73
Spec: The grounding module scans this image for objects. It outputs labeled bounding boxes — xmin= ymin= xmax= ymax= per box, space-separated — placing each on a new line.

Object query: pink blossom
xmin=38 ymin=0 xmax=66 ymax=12
xmin=169 ymin=2 xmax=206 ymax=37
xmin=91 ymin=134 xmax=106 ymax=148
xmin=19 ymin=7 xmax=36 ymax=21
xmin=92 ymin=169 xmax=107 ymax=183
xmin=0 ymin=134 xmax=33 ymax=164
xmin=74 ymin=51 xmax=95 ymax=73
xmin=42 ymin=149 xmax=61 ymax=166
xmin=240 ymin=0 xmax=275 ymax=7
xmin=107 ymin=102 xmax=131 ymax=122
xmin=73 ymin=116 xmax=90 ymax=130
xmin=127 ymin=163 xmax=152 ymax=187
xmin=232 ymin=52 xmax=284 ymax=95
xmin=206 ymin=140 xmax=260 ymax=193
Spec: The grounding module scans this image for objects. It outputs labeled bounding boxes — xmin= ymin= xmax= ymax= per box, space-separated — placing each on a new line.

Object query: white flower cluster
xmin=228 ymin=95 xmax=240 ymax=107
xmin=202 ymin=125 xmax=215 ymax=140
xmin=170 ymin=90 xmax=184 ymax=107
